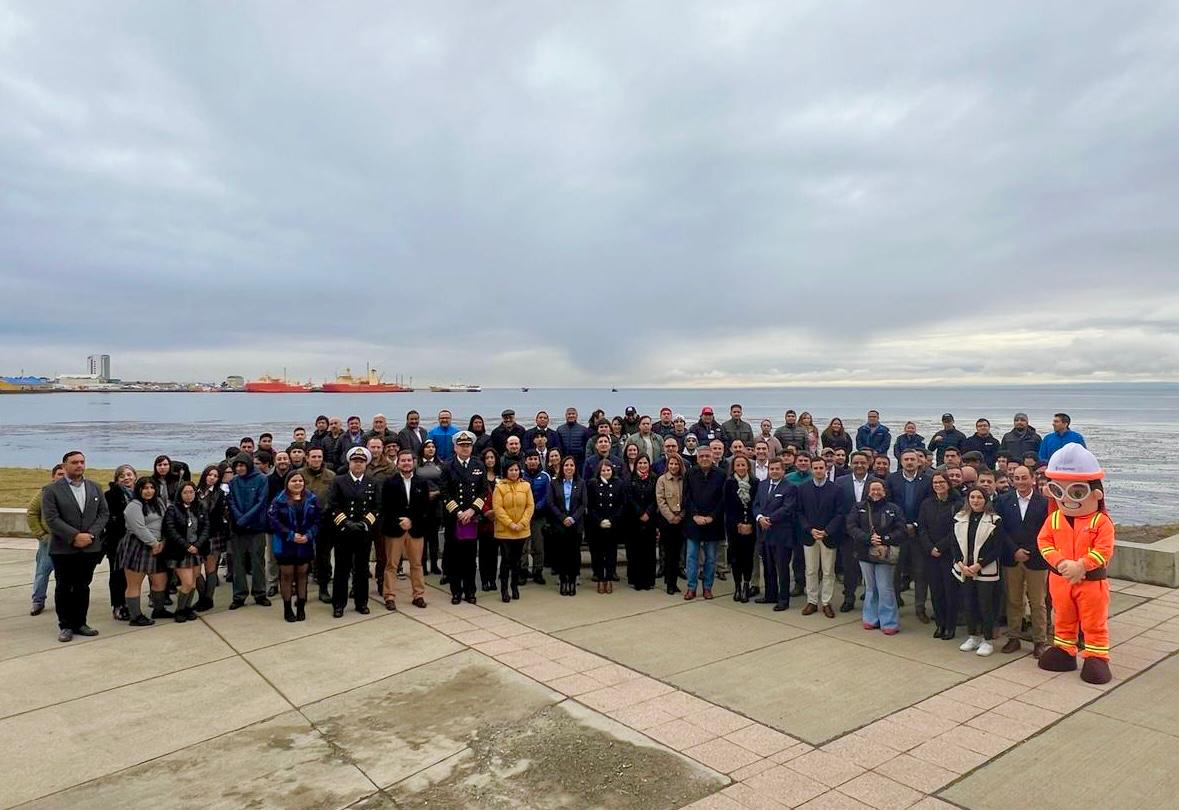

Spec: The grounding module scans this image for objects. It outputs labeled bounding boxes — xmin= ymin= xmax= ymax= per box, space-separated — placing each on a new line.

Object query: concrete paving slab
xmin=941 ymin=709 xmax=1179 ymax=810
xmin=820 ymin=618 xmax=1023 ymax=676
xmin=0 ymin=604 xmax=137 ymax=662
xmin=198 ymin=594 xmax=384 ymax=653
xmin=302 ymin=650 xmax=562 ymax=788
xmin=0 ymin=563 xmax=34 ymax=588
xmin=1084 ymin=653 xmax=1179 ymax=736
xmin=713 ymin=595 xmax=864 ymax=630
xmin=243 ymin=613 xmax=462 ymax=706
xmin=474 ymin=578 xmax=692 ymax=632
xmin=0 ymin=548 xmax=35 ymax=565
xmin=557 ymin=601 xmax=807 ymax=677
xmin=670 ymin=634 xmax=962 ymax=745
xmin=17 ymin=711 xmax=376 ymax=810
xmin=0 ymin=619 xmax=235 ymax=719
xmin=1109 ymin=590 xmax=1148 ymax=616
xmin=0 ymin=575 xmax=52 ymax=619
xmin=0 ymin=657 xmax=290 ymax=808
xmin=386 ymin=697 xmax=727 ymax=809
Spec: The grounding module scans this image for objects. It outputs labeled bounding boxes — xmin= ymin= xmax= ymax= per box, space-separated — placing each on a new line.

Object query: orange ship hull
xmin=321 ymin=383 xmax=412 ymax=393
xmin=244 ymin=380 xmax=311 ymax=393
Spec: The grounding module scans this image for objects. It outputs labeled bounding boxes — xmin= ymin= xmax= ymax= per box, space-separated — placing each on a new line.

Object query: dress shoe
xmin=228 ymin=599 xmax=246 ymax=610
xmin=934 ymin=627 xmax=945 ymax=639
xmin=702 ymin=588 xmax=713 ymax=600
xmin=385 ymin=600 xmax=397 ymax=612
xmin=75 ymin=625 xmax=99 ymax=637
xmin=511 ymin=584 xmax=520 ymax=600
xmin=332 ymin=607 xmax=344 ymax=619
xmin=1001 ymin=638 xmax=1022 ymax=654
xmin=30 ymin=603 xmax=45 ymax=616
xmin=464 ymin=595 xmax=477 ymax=604
xmin=412 ymin=597 xmax=427 ymax=609
xmin=801 ymin=603 xmax=818 ymax=616
xmin=822 ymin=604 xmax=835 ymax=619
xmin=839 ymin=599 xmax=855 ymax=613
xmin=684 ymin=590 xmax=697 ymax=601
xmin=773 ymin=602 xmax=789 ymax=612
xmin=355 ymin=604 xmax=371 ymax=615
xmin=58 ymin=628 xmax=74 ymax=642
xmin=532 ymin=570 xmax=546 ymax=585
xmin=915 ymin=606 xmax=930 ymax=624
xmin=747 ymin=585 xmax=761 ymax=598
xmin=318 ymin=589 xmax=332 ymax=604
xmin=266 ymin=585 xmax=278 ymax=598
xmin=151 ymin=606 xmax=175 ymax=619
xmin=1033 ymin=642 xmax=1047 ymax=659
xmin=451 ymin=595 xmax=462 ymax=605
xmin=754 ymin=596 xmax=774 ymax=604
xmin=667 ymin=584 xmax=681 ymax=595
xmin=129 ymin=614 xmax=155 ymax=626
xmin=255 ymin=596 xmax=272 ymax=607
xmin=941 ymin=628 xmax=956 ymax=641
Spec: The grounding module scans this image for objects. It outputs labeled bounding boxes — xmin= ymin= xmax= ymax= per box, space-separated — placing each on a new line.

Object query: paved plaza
xmin=1 ymin=537 xmax=1177 ymax=809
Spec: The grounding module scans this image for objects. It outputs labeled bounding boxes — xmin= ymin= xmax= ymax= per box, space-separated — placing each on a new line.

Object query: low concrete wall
xmin=0 ymin=507 xmax=32 ymax=538
xmin=1109 ymin=534 xmax=1179 ymax=588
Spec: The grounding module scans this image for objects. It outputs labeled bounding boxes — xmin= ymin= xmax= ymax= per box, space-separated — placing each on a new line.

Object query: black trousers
xmin=894 ymin=539 xmax=928 ymax=609
xmin=332 ymin=533 xmax=372 ymax=609
xmin=105 ymin=544 xmax=126 ymax=609
xmin=762 ymin=540 xmax=793 ymax=606
xmin=840 ymin=537 xmax=861 ymax=603
xmin=963 ymin=578 xmax=998 ymax=639
xmin=446 ymin=538 xmax=478 ymax=598
xmin=552 ymin=523 xmax=583 ymax=583
xmin=628 ymin=520 xmax=657 ymax=589
xmin=660 ymin=521 xmax=684 ymax=590
xmin=928 ymin=553 xmax=958 ymax=632
xmin=729 ymin=529 xmax=756 ymax=585
xmin=498 ymin=539 xmax=524 ymax=585
xmin=50 ymin=552 xmax=101 ymax=631
xmin=478 ymin=533 xmax=499 ymax=586
xmin=587 ymin=525 xmax=618 ymax=581
xmin=315 ymin=531 xmax=334 ymax=591
xmin=423 ymin=515 xmax=441 ymax=570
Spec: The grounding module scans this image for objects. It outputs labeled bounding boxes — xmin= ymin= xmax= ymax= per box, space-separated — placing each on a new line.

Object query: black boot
xmin=501 ymin=582 xmax=511 ymax=603
xmin=283 ymin=599 xmax=296 ymax=622
xmin=318 ymin=586 xmax=331 ymax=604
xmin=511 ymin=583 xmax=520 ymax=600
xmin=295 ymin=598 xmax=306 ymax=622
xmin=532 ymin=568 xmax=546 ymax=585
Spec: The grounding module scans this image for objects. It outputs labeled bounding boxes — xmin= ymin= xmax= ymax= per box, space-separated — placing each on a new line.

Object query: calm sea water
xmin=1 ymin=384 xmax=1175 ymax=524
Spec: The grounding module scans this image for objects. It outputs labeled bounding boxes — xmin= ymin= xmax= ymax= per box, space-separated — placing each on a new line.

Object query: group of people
xmin=29 ymin=404 xmax=1090 ymax=662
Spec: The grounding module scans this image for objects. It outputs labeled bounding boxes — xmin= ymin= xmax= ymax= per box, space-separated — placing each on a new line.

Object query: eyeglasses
xmin=1046 ymin=481 xmax=1092 ymax=502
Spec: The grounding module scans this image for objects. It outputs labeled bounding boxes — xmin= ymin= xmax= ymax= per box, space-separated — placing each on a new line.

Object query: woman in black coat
xmin=585 ymin=459 xmax=626 ymax=594
xmin=548 ymin=456 xmax=586 ymax=596
xmin=195 ymin=463 xmax=231 ymax=611
xmin=723 ymin=455 xmax=760 ymax=603
xmin=846 ymin=480 xmax=906 ymax=634
xmin=917 ymin=471 xmax=963 ymax=640
xmin=104 ymin=464 xmax=136 ymax=621
xmin=162 ymin=481 xmax=210 ymax=623
xmin=625 ymin=455 xmax=658 ymax=590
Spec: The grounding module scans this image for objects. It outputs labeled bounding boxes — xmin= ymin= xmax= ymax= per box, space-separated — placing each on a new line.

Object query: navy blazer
xmin=548 ymin=478 xmax=587 ymax=528
xmin=884 ymin=471 xmax=933 ymax=524
xmin=752 ymin=477 xmax=796 ymax=547
xmin=993 ymin=489 xmax=1050 ymax=569
xmin=796 ymin=479 xmax=844 ymax=548
xmin=836 ymin=474 xmax=880 ymax=517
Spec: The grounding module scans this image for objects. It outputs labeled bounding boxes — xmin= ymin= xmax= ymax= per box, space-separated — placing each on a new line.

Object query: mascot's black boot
xmin=1038 ymin=645 xmax=1079 ymax=672
xmin=1080 ymin=656 xmax=1112 ymax=685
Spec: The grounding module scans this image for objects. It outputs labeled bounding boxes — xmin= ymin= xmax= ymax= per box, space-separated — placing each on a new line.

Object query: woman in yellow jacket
xmin=493 ymin=459 xmax=535 ymax=603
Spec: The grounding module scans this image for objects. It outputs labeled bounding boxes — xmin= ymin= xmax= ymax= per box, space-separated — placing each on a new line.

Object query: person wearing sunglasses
xmin=1036 ymin=444 xmax=1115 ymax=684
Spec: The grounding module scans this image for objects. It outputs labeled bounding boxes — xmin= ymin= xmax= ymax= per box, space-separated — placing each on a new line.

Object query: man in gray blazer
xmin=41 ymin=450 xmax=109 ymax=642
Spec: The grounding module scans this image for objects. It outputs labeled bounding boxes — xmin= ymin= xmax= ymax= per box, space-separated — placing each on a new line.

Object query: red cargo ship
xmin=321 ymin=367 xmax=413 ymax=393
xmin=243 ymin=375 xmax=311 ymax=393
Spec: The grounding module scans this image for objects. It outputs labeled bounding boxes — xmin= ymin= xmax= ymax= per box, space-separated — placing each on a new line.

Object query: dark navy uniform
xmin=586 ymin=477 xmax=625 ymax=582
xmin=326 ymin=473 xmax=381 ymax=613
xmin=440 ymin=453 xmax=488 ymax=601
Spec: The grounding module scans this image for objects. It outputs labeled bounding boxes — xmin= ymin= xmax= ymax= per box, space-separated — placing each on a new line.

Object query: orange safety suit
xmin=1037 ymin=510 xmax=1115 ymax=660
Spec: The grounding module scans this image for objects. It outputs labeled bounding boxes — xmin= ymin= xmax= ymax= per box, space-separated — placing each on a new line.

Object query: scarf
xmin=735 ymin=475 xmax=752 ymax=507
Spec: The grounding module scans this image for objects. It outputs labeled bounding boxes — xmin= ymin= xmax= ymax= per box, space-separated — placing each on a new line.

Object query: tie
xmin=769 ymin=481 xmax=777 ymax=496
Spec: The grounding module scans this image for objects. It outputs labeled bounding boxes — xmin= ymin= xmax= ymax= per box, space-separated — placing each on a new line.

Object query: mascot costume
xmin=1036 ymin=444 xmax=1114 ymax=684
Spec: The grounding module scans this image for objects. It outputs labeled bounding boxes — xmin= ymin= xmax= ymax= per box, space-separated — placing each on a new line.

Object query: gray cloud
xmin=2 ymin=1 xmax=1178 ymax=384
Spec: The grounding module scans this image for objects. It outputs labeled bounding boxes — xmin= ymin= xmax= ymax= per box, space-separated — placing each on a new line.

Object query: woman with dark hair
xmin=492 ymin=459 xmax=534 ymax=603
xmin=467 ymin=415 xmax=493 ymax=456
xmin=724 ymin=454 xmax=759 ymax=603
xmin=847 ymin=480 xmax=906 ymax=635
xmin=587 ymin=409 xmax=608 ymax=433
xmin=268 ymin=470 xmax=320 ymax=622
xmin=586 ymin=459 xmax=625 ymax=594
xmin=162 ymin=480 xmax=209 ymax=622
xmin=545 ymin=447 xmax=563 ymax=480
xmin=195 ymin=464 xmax=230 ymax=611
xmin=121 ymin=477 xmax=169 ymax=625
xmin=548 ymin=456 xmax=586 ymax=596
xmin=416 ymin=439 xmax=445 ymax=576
xmin=104 ymin=464 xmax=136 ymax=621
xmin=610 ymin=417 xmax=626 ymax=455
xmin=621 ymin=442 xmax=641 ymax=480
xmin=656 ymin=453 xmax=686 ymax=595
xmin=918 ymin=471 xmax=962 ymax=640
xmin=820 ymin=418 xmax=854 ymax=455
xmin=150 ymin=455 xmax=174 ymax=510
xmin=625 ymin=454 xmax=658 ymax=590
xmin=799 ymin=412 xmax=820 ymax=457
xmin=478 ymin=447 xmax=500 ymax=591
xmin=953 ymin=486 xmax=1004 ymax=656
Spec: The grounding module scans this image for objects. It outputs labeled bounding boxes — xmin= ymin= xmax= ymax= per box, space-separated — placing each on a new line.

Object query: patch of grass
xmin=0 ymin=467 xmax=117 ymax=508
xmin=1117 ymin=523 xmax=1179 ymax=545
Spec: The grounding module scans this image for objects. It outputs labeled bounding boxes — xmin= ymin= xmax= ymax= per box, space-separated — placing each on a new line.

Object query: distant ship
xmin=322 ymin=366 xmax=413 ymax=393
xmin=429 ymin=383 xmax=482 ymax=393
xmin=244 ymin=374 xmax=311 ymax=393
xmin=521 ymin=387 xmax=529 ymax=392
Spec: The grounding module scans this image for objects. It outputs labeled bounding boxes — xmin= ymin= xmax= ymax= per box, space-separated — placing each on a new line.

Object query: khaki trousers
xmin=382 ymin=534 xmax=425 ymax=601
xmin=803 ymin=542 xmax=837 ymax=607
xmin=1004 ymin=563 xmax=1048 ymax=643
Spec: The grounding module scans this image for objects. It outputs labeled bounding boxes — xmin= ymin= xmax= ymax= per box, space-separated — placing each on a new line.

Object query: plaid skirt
xmin=170 ymin=551 xmax=204 ymax=570
xmin=208 ymin=532 xmax=228 ymax=556
xmin=120 ymin=535 xmax=164 ymax=575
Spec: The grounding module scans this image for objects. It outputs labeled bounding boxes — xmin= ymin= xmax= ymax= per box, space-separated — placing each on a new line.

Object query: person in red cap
xmin=1036 ymin=444 xmax=1115 ymax=684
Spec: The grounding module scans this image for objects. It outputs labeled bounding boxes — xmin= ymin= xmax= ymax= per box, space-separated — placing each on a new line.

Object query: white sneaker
xmin=959 ymin=636 xmax=981 ymax=652
xmin=976 ymin=640 xmax=994 ymax=657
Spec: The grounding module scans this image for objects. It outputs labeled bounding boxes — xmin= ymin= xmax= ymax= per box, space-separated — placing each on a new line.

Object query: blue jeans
xmin=860 ymin=561 xmax=899 ymax=631
xmin=32 ymin=540 xmax=54 ymax=605
xmin=686 ymin=539 xmax=717 ymax=591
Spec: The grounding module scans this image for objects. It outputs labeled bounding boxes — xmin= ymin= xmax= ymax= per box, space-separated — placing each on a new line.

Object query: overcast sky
xmin=3 ymin=1 xmax=1178 ymax=386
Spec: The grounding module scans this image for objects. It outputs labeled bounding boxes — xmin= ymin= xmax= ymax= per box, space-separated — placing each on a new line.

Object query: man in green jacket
xmin=28 ymin=464 xmax=66 ymax=615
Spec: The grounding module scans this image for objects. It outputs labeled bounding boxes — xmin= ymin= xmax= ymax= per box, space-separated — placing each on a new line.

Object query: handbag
xmin=866 ymin=504 xmax=901 ymax=565
xmin=455 ymin=519 xmax=478 ymax=541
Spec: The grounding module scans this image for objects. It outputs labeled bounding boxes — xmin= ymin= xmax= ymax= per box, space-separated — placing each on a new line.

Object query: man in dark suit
xmin=753 ymin=457 xmax=797 ymax=611
xmin=835 ymin=451 xmax=879 ymax=612
xmin=380 ymin=449 xmax=432 ymax=611
xmin=441 ymin=430 xmax=489 ymax=604
xmin=523 ymin=411 xmax=561 ymax=457
xmin=995 ymin=464 xmax=1051 ymax=657
xmin=682 ymin=444 xmax=727 ymax=600
xmin=325 ymin=446 xmax=381 ymax=618
xmin=41 ymin=451 xmax=109 ymax=642
xmin=797 ymin=458 xmax=844 ymax=617
xmin=396 ymin=410 xmax=430 ymax=458
xmin=885 ymin=449 xmax=933 ymax=621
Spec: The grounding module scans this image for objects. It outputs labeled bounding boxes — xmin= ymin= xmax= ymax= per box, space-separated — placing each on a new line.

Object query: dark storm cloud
xmin=2 ymin=1 xmax=1178 ymax=384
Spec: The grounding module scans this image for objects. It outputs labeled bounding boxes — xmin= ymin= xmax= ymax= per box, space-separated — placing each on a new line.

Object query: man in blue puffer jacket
xmin=227 ymin=452 xmax=272 ymax=609
xmin=855 ymin=410 xmax=892 ymax=456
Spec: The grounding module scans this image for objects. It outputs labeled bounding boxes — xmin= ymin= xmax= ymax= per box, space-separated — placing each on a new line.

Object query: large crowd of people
xmin=29 ymin=404 xmax=1088 ymax=662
